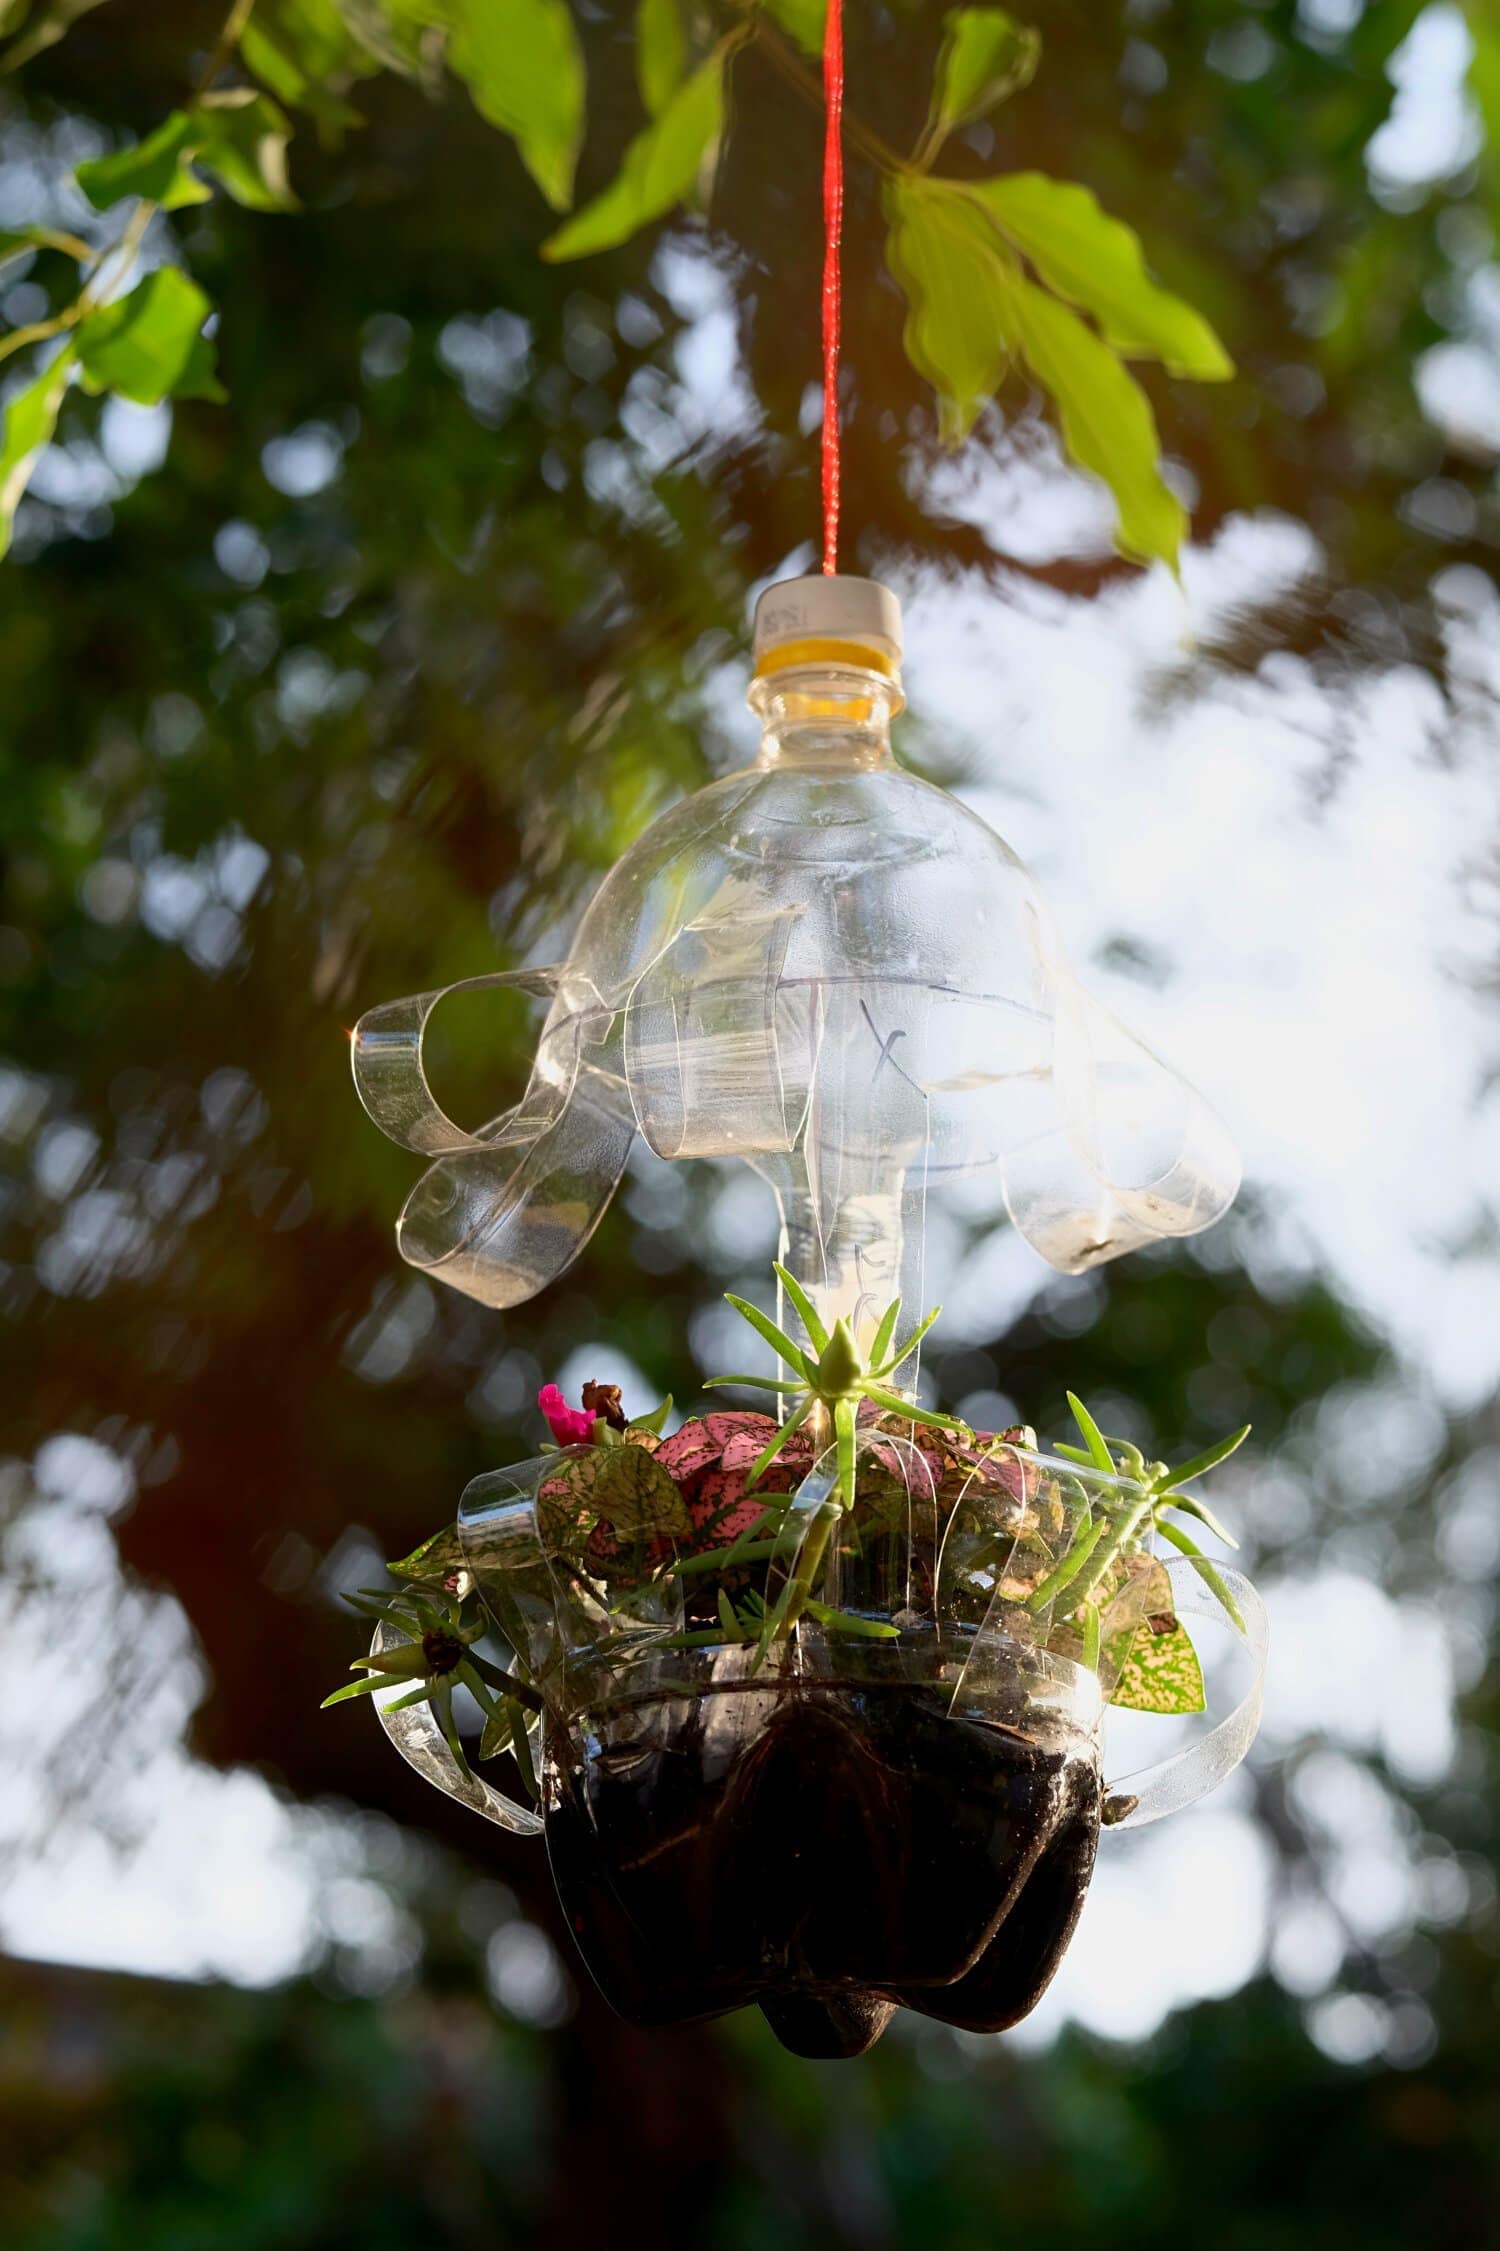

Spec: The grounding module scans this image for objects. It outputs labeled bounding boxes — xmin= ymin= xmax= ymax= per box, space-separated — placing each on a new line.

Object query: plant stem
xmin=737 ymin=4 xmax=907 ymax=175
xmin=1153 ymin=1514 xmax=1246 ymax=1633
xmin=195 ymin=0 xmax=257 ymax=98
xmin=1059 ymin=1498 xmax=1153 ymax=1618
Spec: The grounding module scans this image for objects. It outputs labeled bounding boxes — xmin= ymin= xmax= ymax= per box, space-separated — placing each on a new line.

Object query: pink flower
xmin=539 ymin=1383 xmax=596 ymax=1447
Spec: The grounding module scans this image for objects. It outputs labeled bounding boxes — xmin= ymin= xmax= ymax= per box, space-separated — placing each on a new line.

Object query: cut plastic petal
xmin=349 ymin=968 xmax=569 ymax=1156
xmin=1001 ymin=943 xmax=1240 ymax=1275
xmin=369 ymin=1619 xmax=542 ymax=1836
xmin=1103 ymin=1560 xmax=1267 ymax=1829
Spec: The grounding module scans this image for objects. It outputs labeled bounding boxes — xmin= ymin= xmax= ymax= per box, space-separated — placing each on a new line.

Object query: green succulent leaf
xmin=75 ymin=268 xmax=225 ymax=406
xmin=774 ymin=1260 xmax=830 ymax=1355
xmin=1165 ymin=1424 xmax=1251 ymax=1488
xmin=1109 ymin=1618 xmax=1206 ymax=1714
xmin=701 ymin=1373 xmax=808 ymax=1393
xmin=745 ymin=1393 xmax=814 ymax=1489
xmin=636 ymin=0 xmax=686 ymax=115
xmin=1153 ymin=1516 xmax=1247 ymax=1633
xmin=447 ymin=0 xmax=586 ymax=213
xmin=722 ymin=1292 xmax=816 ymax=1382
xmin=968 ymin=173 xmax=1231 ymax=379
xmin=880 ymin=1301 xmax=941 ymax=1371
xmin=1065 ymin=1392 xmax=1116 ymax=1476
xmin=0 ymin=342 xmax=73 ymax=560
xmin=628 ymin=1392 xmax=674 ymax=1435
xmin=926 ymin=7 xmax=1039 ymax=147
xmin=507 ymin=1699 xmax=540 ymax=1797
xmin=543 ymin=49 xmax=724 ymax=261
xmin=320 ymin=1673 xmax=393 ymax=1707
xmin=867 ymin=1295 xmax=902 ymax=1372
xmin=1158 ymin=1491 xmax=1239 ymax=1550
xmin=803 ymin=1599 xmax=900 ymax=1639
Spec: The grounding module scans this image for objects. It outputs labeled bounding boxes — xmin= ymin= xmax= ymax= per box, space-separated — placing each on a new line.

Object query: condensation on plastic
xmin=368 ymin=1617 xmax=543 ymax=1838
xmin=350 ymin=667 xmax=1238 ymax=1334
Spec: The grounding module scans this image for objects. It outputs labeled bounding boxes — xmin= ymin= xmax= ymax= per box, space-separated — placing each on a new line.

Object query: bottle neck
xmin=747 ymin=664 xmax=901 ymax=772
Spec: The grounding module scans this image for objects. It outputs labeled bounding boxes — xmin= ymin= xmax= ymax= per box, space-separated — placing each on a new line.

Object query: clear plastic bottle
xmin=352 ymin=576 xmax=1239 ymax=1346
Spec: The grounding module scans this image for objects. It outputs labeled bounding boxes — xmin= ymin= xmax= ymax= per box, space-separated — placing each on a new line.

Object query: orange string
xmin=820 ymin=0 xmax=843 ymax=576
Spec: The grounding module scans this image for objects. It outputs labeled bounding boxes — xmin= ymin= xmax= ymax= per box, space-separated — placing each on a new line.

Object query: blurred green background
xmin=2 ymin=2 xmax=1498 ymax=2245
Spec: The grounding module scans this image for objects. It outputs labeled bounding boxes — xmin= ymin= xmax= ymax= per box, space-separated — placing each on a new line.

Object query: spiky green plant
xmin=319 ymin=1542 xmax=543 ymax=1797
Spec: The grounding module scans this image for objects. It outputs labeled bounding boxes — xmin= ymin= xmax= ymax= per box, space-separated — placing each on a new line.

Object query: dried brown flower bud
xmin=582 ymin=1380 xmax=628 ymax=1431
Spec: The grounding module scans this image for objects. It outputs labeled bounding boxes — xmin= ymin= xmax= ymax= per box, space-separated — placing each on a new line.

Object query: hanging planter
xmin=326 ymin=0 xmax=1260 ymax=2062
xmin=326 ymin=1272 xmax=1266 ymax=2057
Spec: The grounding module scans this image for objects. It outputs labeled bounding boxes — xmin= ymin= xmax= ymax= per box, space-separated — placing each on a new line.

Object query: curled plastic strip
xmin=350 ymin=969 xmax=636 ymax=1310
xmin=368 ymin=1618 xmax=543 ymax=1838
xmin=1001 ymin=913 xmax=1241 ymax=1275
xmin=459 ymin=1451 xmax=684 ymax=1667
xmin=1103 ymin=1559 xmax=1268 ymax=1831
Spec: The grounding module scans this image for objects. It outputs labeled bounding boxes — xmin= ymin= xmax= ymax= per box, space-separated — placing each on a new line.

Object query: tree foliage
xmin=0 ymin=0 xmax=1233 ymax=569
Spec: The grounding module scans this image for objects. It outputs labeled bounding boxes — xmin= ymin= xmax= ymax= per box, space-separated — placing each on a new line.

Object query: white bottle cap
xmin=752 ymin=574 xmax=903 ymax=677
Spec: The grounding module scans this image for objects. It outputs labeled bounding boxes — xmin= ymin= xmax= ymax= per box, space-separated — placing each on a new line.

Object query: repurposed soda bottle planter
xmin=330 ymin=566 xmax=1264 ymax=2052
xmin=316 ymin=0 xmax=1262 ymax=2060
xmin=325 ymin=1269 xmax=1266 ymax=2057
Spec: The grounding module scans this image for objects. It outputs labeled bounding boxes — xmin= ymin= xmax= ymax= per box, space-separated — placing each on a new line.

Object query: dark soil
xmin=543 ymin=1673 xmax=1101 ymax=2053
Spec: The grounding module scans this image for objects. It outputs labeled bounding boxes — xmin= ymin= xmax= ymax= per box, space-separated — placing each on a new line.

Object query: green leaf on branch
xmin=968 ymin=174 xmax=1231 ymax=378
xmin=637 ymin=0 xmax=686 ymax=115
xmin=883 ymin=175 xmax=1011 ymax=443
xmin=543 ymin=51 xmax=724 ymax=261
xmin=995 ymin=261 xmax=1186 ymax=569
xmin=1109 ymin=1618 xmax=1206 ymax=1714
xmin=190 ymin=91 xmax=297 ymax=211
xmin=761 ymin=0 xmax=826 ymax=57
xmin=77 ymin=93 xmax=295 ymax=216
xmin=924 ymin=7 xmax=1039 ymax=152
xmin=0 ymin=343 xmax=73 ymax=560
xmin=883 ymin=174 xmax=1192 ymax=566
xmin=76 ymin=115 xmax=210 ymax=213
xmin=1 ymin=0 xmax=112 ymax=74
xmin=241 ymin=0 xmax=379 ymax=132
xmin=447 ymin=0 xmax=586 ymax=213
xmin=75 ymin=268 xmax=225 ymax=406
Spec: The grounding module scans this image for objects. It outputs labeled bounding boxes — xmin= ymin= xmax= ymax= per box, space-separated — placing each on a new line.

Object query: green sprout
xmin=320 ymin=1561 xmax=543 ymax=1797
xmin=1044 ymin=1391 xmax=1250 ymax=1634
xmin=706 ymin=1264 xmax=968 ymax=1650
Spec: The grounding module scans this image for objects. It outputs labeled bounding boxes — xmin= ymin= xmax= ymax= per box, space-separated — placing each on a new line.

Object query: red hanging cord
xmin=820 ymin=0 xmax=844 ymax=576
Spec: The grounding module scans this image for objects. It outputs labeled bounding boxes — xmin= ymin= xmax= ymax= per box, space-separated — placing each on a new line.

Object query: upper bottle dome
xmin=351 ymin=578 xmax=1240 ymax=1335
